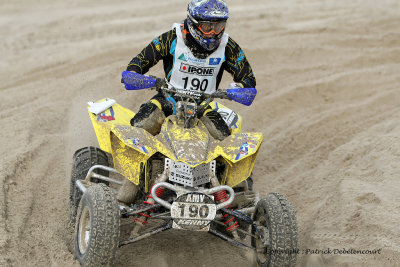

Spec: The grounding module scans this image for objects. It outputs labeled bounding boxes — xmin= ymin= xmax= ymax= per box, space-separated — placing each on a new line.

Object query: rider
xmin=126 ymin=0 xmax=256 ymax=141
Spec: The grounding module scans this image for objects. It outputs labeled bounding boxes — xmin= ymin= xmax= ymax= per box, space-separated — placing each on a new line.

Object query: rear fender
xmin=88 ymin=98 xmax=135 ymax=153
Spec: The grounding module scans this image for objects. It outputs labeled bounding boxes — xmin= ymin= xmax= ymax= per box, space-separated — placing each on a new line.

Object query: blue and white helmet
xmin=187 ymin=0 xmax=229 ymax=51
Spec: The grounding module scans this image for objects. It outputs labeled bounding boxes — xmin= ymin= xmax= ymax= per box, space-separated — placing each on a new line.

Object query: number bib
xmin=169 ymin=23 xmax=228 ymax=94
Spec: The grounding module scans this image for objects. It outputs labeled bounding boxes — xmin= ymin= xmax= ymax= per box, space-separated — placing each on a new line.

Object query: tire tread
xmin=70 ymin=147 xmax=109 ymax=223
xmin=75 ymin=183 xmax=120 ymax=266
xmin=252 ymin=193 xmax=298 ymax=267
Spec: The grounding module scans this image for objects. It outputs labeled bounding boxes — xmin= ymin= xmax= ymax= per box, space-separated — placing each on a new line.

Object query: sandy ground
xmin=1 ymin=0 xmax=400 ymax=266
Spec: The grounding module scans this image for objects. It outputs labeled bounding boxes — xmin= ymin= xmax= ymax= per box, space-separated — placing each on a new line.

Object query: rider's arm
xmin=127 ymin=29 xmax=177 ymax=74
xmin=223 ymin=37 xmax=256 ymax=88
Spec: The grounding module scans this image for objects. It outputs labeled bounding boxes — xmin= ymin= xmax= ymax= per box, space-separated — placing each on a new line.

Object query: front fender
xmin=217 ymin=132 xmax=263 ymax=187
xmin=110 ymin=125 xmax=173 ymax=186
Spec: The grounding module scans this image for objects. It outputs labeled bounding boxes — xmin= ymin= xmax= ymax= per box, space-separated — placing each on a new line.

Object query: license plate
xmin=171 ymin=192 xmax=216 ymax=231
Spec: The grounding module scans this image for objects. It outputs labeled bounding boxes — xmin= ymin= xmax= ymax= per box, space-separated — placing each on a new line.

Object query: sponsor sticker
xmin=178 ymin=53 xmax=187 ymax=61
xmin=184 ymin=53 xmax=207 ymax=64
xmin=216 ymin=107 xmax=239 ymax=128
xmin=179 ymin=63 xmax=214 ymax=76
xmin=97 ymin=107 xmax=115 ymax=122
xmin=209 ymin=57 xmax=221 ymax=65
xmin=235 ymin=141 xmax=258 ymax=160
xmin=126 ymin=137 xmax=148 ymax=154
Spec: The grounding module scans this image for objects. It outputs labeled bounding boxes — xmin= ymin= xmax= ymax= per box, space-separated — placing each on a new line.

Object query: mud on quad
xmin=69 ymin=71 xmax=298 ymax=267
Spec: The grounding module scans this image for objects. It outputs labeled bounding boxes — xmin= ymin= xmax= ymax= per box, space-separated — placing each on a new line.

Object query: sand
xmin=1 ymin=0 xmax=400 ymax=266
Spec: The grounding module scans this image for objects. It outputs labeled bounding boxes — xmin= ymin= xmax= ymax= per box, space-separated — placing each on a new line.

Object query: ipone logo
xmin=180 ymin=63 xmax=214 ymax=76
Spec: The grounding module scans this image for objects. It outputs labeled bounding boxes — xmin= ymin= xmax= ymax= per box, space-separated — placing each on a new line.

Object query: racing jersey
xmin=126 ymin=21 xmax=256 ymax=89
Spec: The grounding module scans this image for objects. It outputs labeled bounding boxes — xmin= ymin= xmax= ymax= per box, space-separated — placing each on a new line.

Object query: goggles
xmin=197 ymin=20 xmax=226 ymax=36
xmin=188 ymin=14 xmax=226 ymax=37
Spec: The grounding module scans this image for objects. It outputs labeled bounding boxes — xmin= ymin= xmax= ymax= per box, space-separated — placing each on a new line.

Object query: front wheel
xmin=74 ymin=183 xmax=120 ymax=267
xmin=251 ymin=193 xmax=298 ymax=267
xmin=70 ymin=146 xmax=110 ymax=224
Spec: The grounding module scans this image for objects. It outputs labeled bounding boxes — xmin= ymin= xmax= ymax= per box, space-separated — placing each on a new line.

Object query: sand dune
xmin=1 ymin=0 xmax=400 ymax=266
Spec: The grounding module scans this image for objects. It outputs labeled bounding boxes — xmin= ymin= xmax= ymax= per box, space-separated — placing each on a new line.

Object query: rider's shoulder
xmin=157 ymin=28 xmax=177 ymax=39
xmin=151 ymin=28 xmax=178 ymax=48
xmin=226 ymin=36 xmax=241 ymax=50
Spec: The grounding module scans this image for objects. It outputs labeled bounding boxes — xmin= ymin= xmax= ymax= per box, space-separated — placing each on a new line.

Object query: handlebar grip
xmin=211 ymin=90 xmax=229 ymax=99
xmin=149 ymin=76 xmax=166 ymax=90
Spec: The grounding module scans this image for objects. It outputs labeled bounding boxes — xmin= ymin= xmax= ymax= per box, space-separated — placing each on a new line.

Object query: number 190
xmin=182 ymin=77 xmax=208 ymax=91
xmin=178 ymin=204 xmax=209 ymax=218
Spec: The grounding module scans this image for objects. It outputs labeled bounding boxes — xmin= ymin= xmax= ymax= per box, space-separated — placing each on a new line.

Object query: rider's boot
xmin=200 ymin=110 xmax=230 ymax=141
xmin=130 ymin=102 xmax=165 ymax=136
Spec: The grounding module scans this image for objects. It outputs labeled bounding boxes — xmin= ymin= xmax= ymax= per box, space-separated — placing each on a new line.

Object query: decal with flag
xmin=209 ymin=58 xmax=221 ymax=65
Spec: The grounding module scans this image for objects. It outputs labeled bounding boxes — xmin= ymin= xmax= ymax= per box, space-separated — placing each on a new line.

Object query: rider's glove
xmin=229 ymin=82 xmax=244 ymax=89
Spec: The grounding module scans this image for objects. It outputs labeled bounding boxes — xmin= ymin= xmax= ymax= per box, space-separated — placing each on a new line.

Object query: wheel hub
xmin=255 ymin=215 xmax=270 ymax=263
xmin=78 ymin=206 xmax=91 ymax=254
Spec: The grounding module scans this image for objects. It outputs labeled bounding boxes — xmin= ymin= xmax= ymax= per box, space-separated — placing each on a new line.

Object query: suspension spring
xmin=135 ymin=184 xmax=164 ymax=224
xmin=214 ymin=190 xmax=239 ymax=231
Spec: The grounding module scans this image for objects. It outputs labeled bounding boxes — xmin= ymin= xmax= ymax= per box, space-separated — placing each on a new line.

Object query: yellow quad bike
xmin=69 ymin=71 xmax=298 ymax=267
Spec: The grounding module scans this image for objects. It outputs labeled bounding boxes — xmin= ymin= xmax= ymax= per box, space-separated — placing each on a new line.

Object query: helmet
xmin=187 ymin=0 xmax=229 ymax=51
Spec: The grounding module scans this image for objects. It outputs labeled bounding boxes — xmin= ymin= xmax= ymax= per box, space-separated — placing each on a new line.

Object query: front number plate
xmin=171 ymin=192 xmax=216 ymax=231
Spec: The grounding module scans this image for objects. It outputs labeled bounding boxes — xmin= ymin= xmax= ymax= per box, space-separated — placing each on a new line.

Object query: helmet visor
xmin=197 ymin=20 xmax=226 ymax=36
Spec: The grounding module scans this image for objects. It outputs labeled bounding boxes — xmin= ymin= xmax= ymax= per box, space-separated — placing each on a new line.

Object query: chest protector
xmin=169 ymin=23 xmax=229 ymax=94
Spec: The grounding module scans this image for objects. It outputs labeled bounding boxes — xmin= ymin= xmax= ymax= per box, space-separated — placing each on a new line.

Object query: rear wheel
xmin=70 ymin=146 xmax=109 ymax=224
xmin=74 ymin=183 xmax=120 ymax=267
xmin=251 ymin=193 xmax=298 ymax=267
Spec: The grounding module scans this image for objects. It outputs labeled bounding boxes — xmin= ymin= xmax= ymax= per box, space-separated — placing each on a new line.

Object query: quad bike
xmin=69 ymin=71 xmax=298 ymax=266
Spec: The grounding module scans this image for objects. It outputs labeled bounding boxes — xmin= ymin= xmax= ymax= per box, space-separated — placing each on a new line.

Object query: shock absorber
xmin=134 ymin=183 xmax=165 ymax=225
xmin=130 ymin=169 xmax=168 ymax=237
xmin=214 ymin=190 xmax=239 ymax=232
xmin=211 ymin=174 xmax=239 ymax=238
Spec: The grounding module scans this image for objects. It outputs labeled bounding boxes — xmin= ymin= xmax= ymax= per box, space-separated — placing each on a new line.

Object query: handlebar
xmin=148 ymin=75 xmax=230 ymax=101
xmin=122 ymin=71 xmax=256 ymax=106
